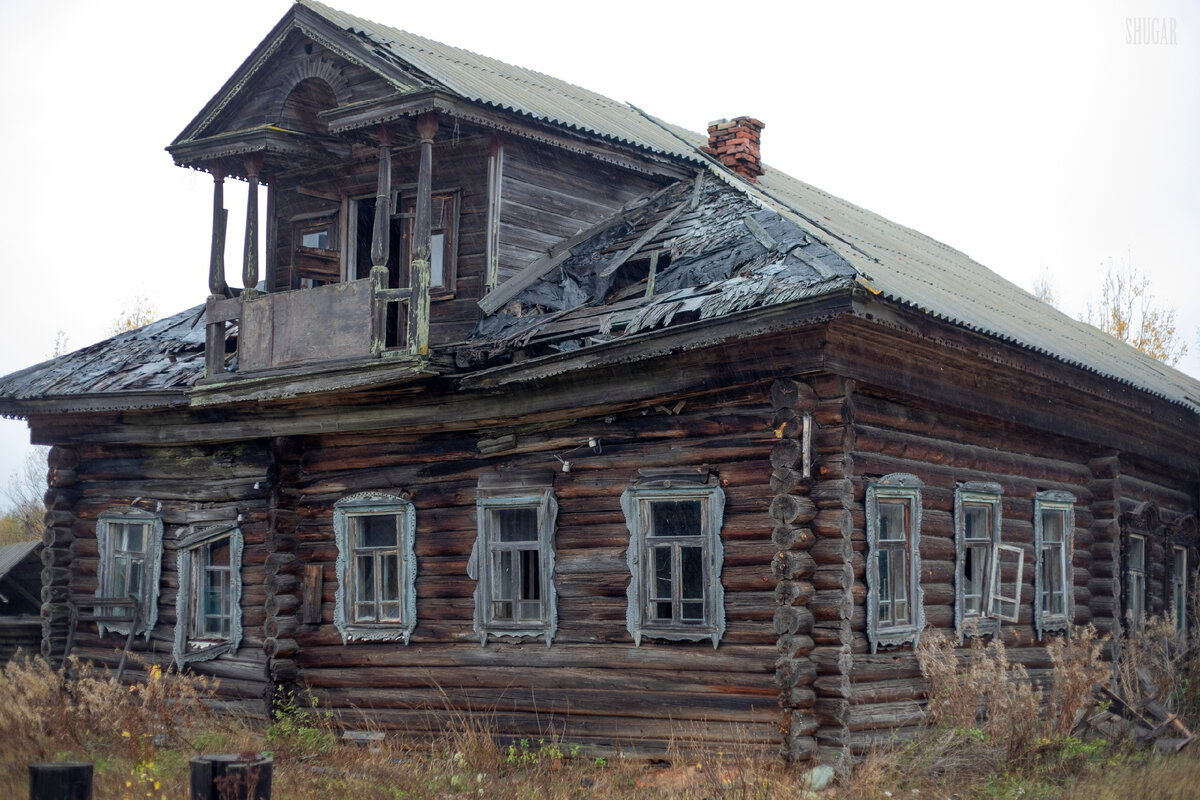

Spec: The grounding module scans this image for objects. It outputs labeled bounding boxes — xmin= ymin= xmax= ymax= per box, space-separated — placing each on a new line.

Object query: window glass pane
xmin=519 ymin=549 xmax=540 ymax=601
xmin=878 ymin=501 xmax=907 ymax=542
xmin=654 ymin=601 xmax=673 ymax=619
xmin=1129 ymin=537 xmax=1145 ymax=569
xmin=380 ymin=554 xmax=400 ymax=602
xmin=681 ymin=601 xmax=704 ymax=621
xmin=123 ymin=523 xmax=145 ymax=552
xmin=430 ymin=232 xmax=445 ymax=287
xmin=650 ymin=501 xmax=702 ymax=538
xmin=1042 ymin=509 xmax=1064 ymax=542
xmin=1044 ymin=546 xmax=1065 ymax=615
xmin=113 ymin=556 xmax=128 ymax=598
xmin=379 ymin=601 xmax=401 ymax=621
xmin=680 ymin=546 xmax=703 ymax=601
xmin=494 ymin=551 xmax=514 ymax=601
xmin=492 ymin=600 xmax=513 ymax=620
xmin=877 ymin=549 xmax=891 ymax=620
xmin=890 ymin=547 xmax=908 ymax=624
xmin=128 ymin=561 xmax=143 ymax=600
xmin=357 ymin=555 xmax=375 ymax=604
xmin=302 ymin=230 xmax=328 ymax=249
xmin=518 ymin=600 xmax=541 ymax=621
xmin=496 ymin=508 xmax=538 ymax=543
xmin=209 ymin=539 xmax=230 ymax=567
xmin=653 ymin=545 xmax=673 ymax=601
xmin=964 ymin=543 xmax=987 ymax=614
xmin=357 ymin=515 xmax=399 ymax=549
xmin=964 ymin=505 xmax=990 ymax=542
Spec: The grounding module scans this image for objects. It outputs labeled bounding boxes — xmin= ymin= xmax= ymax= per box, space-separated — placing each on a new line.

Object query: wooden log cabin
xmin=1 ymin=0 xmax=1198 ymax=764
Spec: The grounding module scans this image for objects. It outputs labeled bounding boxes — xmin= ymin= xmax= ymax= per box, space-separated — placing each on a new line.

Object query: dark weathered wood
xmin=29 ymin=762 xmax=93 ymax=800
xmin=408 ymin=113 xmax=438 ymax=356
xmin=242 ymin=153 xmax=263 ymax=294
xmin=301 ymin=564 xmax=322 ymax=624
xmin=189 ymin=754 xmax=271 ymax=800
xmin=208 ymin=166 xmax=228 ymax=297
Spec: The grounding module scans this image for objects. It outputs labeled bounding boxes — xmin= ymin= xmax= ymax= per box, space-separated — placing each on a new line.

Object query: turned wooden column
xmin=208 ymin=165 xmax=229 ymax=297
xmin=369 ymin=127 xmax=392 ymax=351
xmin=408 ymin=112 xmax=438 ymax=356
xmin=242 ymin=153 xmax=263 ymax=297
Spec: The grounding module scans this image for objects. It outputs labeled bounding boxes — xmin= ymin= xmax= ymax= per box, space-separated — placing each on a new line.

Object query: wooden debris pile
xmin=1080 ymin=677 xmax=1193 ymax=753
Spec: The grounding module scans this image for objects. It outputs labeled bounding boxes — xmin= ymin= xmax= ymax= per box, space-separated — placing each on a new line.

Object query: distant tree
xmin=1 ymin=447 xmax=48 ymax=543
xmin=108 ymin=292 xmax=157 ymax=335
xmin=1084 ymin=260 xmax=1188 ymax=366
xmin=1031 ymin=269 xmax=1059 ymax=309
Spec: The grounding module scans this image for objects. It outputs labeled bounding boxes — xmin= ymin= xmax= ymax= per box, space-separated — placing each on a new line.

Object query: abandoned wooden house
xmin=1 ymin=0 xmax=1198 ymax=763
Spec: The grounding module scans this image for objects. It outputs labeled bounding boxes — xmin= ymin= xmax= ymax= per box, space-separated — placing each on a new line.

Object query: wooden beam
xmin=598 ymin=200 xmax=689 ymax=279
xmin=369 ymin=127 xmax=393 ymax=355
xmin=477 ymin=182 xmax=677 ymax=315
xmin=208 ymin=164 xmax=228 ymax=297
xmin=241 ymin=153 xmax=263 ymax=295
xmin=408 ymin=113 xmax=438 ymax=356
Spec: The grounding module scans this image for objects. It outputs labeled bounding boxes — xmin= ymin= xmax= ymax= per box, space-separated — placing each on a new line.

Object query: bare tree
xmin=1084 ymin=259 xmax=1188 ymax=366
xmin=1030 ymin=269 xmax=1059 ymax=309
xmin=1 ymin=447 xmax=48 ymax=544
xmin=108 ymin=292 xmax=157 ymax=335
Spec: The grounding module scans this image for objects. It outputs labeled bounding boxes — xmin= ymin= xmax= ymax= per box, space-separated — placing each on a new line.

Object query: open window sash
xmin=987 ymin=544 xmax=1024 ymax=622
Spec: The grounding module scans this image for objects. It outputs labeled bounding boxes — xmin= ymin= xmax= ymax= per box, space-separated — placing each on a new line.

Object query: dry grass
xmin=1 ymin=636 xmax=1196 ymax=799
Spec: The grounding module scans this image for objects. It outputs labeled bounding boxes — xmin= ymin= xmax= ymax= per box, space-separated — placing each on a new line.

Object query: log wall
xmin=48 ymin=442 xmax=274 ymax=709
xmin=289 ymin=386 xmax=781 ymax=752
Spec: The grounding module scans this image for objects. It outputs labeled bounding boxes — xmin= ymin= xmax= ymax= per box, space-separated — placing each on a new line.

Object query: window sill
xmin=871 ymin=625 xmax=922 ymax=653
xmin=337 ymin=623 xmax=413 ymax=645
xmin=632 ymin=625 xmax=722 ymax=649
xmin=176 ymin=640 xmax=233 ymax=667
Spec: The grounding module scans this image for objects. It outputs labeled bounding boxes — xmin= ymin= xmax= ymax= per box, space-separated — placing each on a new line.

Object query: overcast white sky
xmin=0 ymin=0 xmax=1196 ymax=493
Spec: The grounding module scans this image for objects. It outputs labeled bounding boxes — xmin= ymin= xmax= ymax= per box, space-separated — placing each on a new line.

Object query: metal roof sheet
xmin=0 ymin=541 xmax=41 ymax=582
xmin=298 ymin=0 xmax=704 ymax=163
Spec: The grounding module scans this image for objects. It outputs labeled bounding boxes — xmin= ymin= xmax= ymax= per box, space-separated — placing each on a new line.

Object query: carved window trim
xmin=173 ymin=523 xmax=243 ymax=668
xmin=954 ymin=483 xmax=1006 ymax=640
xmin=95 ymin=508 xmax=163 ymax=640
xmin=469 ymin=488 xmax=558 ymax=646
xmin=333 ymin=492 xmax=417 ymax=645
xmin=1034 ymin=490 xmax=1075 ymax=640
xmin=867 ymin=473 xmax=925 ymax=653
xmin=622 ymin=473 xmax=725 ymax=648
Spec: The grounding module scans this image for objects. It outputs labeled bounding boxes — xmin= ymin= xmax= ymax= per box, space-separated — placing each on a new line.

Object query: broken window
xmin=173 ymin=524 xmax=242 ymax=667
xmin=344 ymin=190 xmax=460 ymax=295
xmin=1127 ymin=534 xmax=1147 ymax=634
xmin=622 ymin=472 xmax=725 ymax=647
xmin=954 ymin=483 xmax=1012 ymax=639
xmin=1034 ymin=491 xmax=1075 ymax=639
xmin=333 ymin=493 xmax=417 ymax=644
xmin=867 ymin=474 xmax=924 ymax=652
xmin=470 ymin=485 xmax=558 ymax=645
xmin=96 ymin=509 xmax=163 ymax=639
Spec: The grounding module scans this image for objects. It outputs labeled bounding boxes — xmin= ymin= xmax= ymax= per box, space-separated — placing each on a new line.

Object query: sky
xmin=0 ymin=0 xmax=1197 ymax=496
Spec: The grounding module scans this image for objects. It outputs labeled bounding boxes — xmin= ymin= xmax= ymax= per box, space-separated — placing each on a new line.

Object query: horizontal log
xmin=773 ymin=605 xmax=814 ymax=636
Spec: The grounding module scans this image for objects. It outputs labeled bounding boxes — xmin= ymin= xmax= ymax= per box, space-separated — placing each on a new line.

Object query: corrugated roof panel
xmin=299 ymin=0 xmax=703 ymax=162
xmin=0 ymin=541 xmax=40 ymax=582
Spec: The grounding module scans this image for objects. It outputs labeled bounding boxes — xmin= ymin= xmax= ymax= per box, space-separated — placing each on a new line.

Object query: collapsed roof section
xmin=462 ymin=172 xmax=856 ymax=365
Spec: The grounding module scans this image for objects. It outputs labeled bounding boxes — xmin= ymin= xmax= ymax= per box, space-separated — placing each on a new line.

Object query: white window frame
xmin=1173 ymin=545 xmax=1189 ymax=644
xmin=1127 ymin=534 xmax=1147 ymax=634
xmin=173 ymin=523 xmax=243 ymax=667
xmin=867 ymin=473 xmax=924 ymax=652
xmin=622 ymin=473 xmax=726 ymax=648
xmin=333 ymin=492 xmax=417 ymax=644
xmin=469 ymin=488 xmax=558 ymax=646
xmin=1034 ymin=490 xmax=1075 ymax=639
xmin=953 ymin=483 xmax=1006 ymax=639
xmin=95 ymin=508 xmax=163 ymax=639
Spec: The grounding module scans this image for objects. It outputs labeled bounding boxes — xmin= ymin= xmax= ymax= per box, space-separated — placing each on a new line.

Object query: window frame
xmin=1127 ymin=533 xmax=1147 ymax=634
xmin=95 ymin=508 xmax=163 ymax=640
xmin=1172 ymin=544 xmax=1188 ymax=643
xmin=1033 ymin=490 xmax=1075 ymax=639
xmin=398 ymin=189 xmax=460 ymax=298
xmin=953 ymin=482 xmax=1004 ymax=640
xmin=173 ymin=523 xmax=243 ymax=667
xmin=333 ymin=492 xmax=417 ymax=645
xmin=867 ymin=473 xmax=925 ymax=653
xmin=469 ymin=488 xmax=558 ymax=646
xmin=622 ymin=473 xmax=726 ymax=648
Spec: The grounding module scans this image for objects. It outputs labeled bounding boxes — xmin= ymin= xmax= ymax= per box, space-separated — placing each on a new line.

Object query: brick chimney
xmin=704 ymin=117 xmax=765 ymax=182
